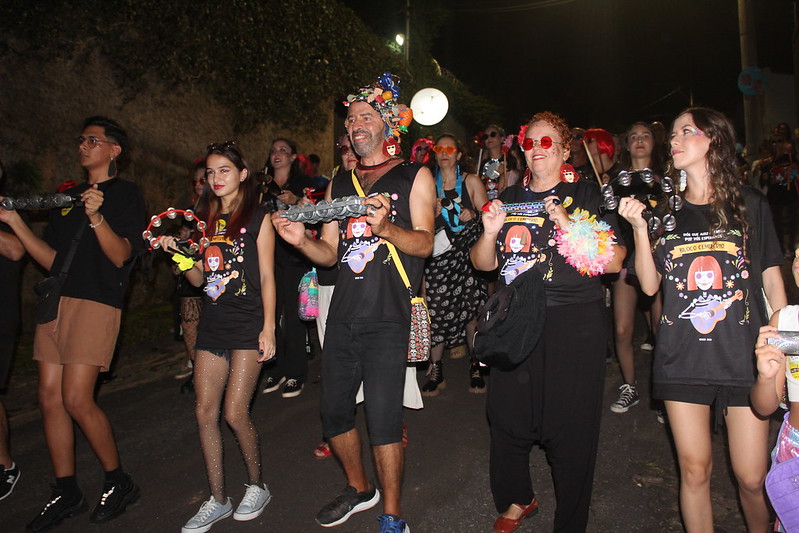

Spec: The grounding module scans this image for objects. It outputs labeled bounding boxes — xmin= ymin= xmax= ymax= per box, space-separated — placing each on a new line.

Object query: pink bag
xmin=298 ymin=268 xmax=319 ymax=321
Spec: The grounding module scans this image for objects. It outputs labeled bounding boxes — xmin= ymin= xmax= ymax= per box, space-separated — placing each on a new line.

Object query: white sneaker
xmin=233 ymin=483 xmax=272 ymax=521
xmin=182 ymin=496 xmax=232 ymax=533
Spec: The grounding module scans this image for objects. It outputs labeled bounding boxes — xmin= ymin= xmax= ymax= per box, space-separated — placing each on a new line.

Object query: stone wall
xmin=0 ymin=43 xmax=336 ymax=330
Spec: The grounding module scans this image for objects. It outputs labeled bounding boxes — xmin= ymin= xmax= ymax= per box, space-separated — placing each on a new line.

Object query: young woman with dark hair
xmin=260 ymin=138 xmax=315 ymax=398
xmin=158 ymin=141 xmax=277 ymax=533
xmin=608 ymin=121 xmax=665 ymax=414
xmin=619 ymin=107 xmax=787 ymax=532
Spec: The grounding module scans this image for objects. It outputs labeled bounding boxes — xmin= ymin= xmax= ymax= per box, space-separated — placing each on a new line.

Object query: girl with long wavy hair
xmin=619 ymin=107 xmax=787 ymax=532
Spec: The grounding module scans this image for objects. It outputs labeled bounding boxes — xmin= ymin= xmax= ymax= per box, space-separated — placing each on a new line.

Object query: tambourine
xmin=142 ymin=208 xmax=209 ymax=255
xmin=278 ymin=196 xmax=369 ymax=224
xmin=0 ymin=193 xmax=81 ymax=210
xmin=600 ymin=169 xmax=682 ymax=235
xmin=481 ymin=199 xmax=558 ymax=217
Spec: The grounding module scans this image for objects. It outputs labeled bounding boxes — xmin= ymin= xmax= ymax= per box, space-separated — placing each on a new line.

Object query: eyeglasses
xmin=432 ymin=145 xmax=457 ymax=155
xmin=338 ymin=144 xmax=351 ymax=154
xmin=484 ymin=131 xmax=499 ymax=138
xmin=207 ymin=140 xmax=237 ymax=151
xmin=77 ymin=136 xmax=117 ymax=149
xmin=521 ymin=136 xmax=562 ymax=151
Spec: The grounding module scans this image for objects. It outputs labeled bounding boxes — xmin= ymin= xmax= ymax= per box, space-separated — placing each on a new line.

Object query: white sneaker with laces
xmin=182 ymin=496 xmax=232 ymax=533
xmin=234 ymin=483 xmax=272 ymax=521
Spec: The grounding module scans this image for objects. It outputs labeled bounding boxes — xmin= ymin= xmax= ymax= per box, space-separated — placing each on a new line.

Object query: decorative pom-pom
xmin=555 ymin=208 xmax=616 ymax=277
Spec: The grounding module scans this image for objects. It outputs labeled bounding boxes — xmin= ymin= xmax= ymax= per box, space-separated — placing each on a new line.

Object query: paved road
xmin=2 ymin=315 xmax=777 ymax=533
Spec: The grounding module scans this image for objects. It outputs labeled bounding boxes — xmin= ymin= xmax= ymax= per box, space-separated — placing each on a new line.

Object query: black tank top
xmin=328 ymin=161 xmax=425 ymax=326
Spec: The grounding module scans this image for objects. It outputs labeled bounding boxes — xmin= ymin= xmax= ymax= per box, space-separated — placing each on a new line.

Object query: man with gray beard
xmin=273 ymin=73 xmax=435 ymax=533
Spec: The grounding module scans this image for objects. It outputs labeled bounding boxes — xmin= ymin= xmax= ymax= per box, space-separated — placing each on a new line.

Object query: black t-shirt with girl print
xmin=652 ymin=187 xmax=782 ymax=387
xmin=497 ymin=179 xmax=624 ymax=306
xmin=196 ymin=207 xmax=267 ymax=350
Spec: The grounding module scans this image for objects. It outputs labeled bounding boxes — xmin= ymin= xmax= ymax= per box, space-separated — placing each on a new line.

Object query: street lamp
xmin=395 ymin=33 xmax=405 ymax=47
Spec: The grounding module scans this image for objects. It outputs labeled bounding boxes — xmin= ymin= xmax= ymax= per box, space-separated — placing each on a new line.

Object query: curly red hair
xmin=526 ymin=111 xmax=572 ymax=149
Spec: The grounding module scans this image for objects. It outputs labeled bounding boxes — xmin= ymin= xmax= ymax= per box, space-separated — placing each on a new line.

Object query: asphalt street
xmin=1 ymin=312 xmax=780 ymax=533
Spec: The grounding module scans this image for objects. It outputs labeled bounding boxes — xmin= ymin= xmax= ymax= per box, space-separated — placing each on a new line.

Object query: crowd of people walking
xmin=1 ymin=71 xmax=798 ymax=533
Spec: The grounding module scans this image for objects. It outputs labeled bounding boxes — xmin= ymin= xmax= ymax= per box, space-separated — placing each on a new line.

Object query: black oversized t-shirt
xmin=44 ymin=178 xmax=146 ymax=309
xmin=497 ymin=179 xmax=624 ymax=306
xmin=652 ymin=188 xmax=783 ymax=387
xmin=327 ymin=161 xmax=425 ymax=326
xmin=195 ymin=208 xmax=268 ymax=350
xmin=0 ymin=220 xmax=22 ymax=337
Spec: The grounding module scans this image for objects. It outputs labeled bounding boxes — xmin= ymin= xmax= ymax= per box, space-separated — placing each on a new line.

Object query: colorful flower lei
xmin=555 ymin=208 xmax=616 ymax=276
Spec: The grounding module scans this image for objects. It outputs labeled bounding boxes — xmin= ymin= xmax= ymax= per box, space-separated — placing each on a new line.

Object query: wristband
xmin=89 ymin=215 xmax=104 ymax=229
xmin=172 ymin=252 xmax=195 ymax=272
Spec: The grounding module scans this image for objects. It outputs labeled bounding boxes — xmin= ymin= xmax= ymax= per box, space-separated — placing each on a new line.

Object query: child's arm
xmin=793 ymin=247 xmax=799 ymax=288
xmin=751 ymin=312 xmax=787 ymax=417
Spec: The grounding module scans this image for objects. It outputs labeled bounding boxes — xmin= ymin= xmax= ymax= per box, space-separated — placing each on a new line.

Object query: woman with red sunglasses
xmin=472 ymin=111 xmax=625 ymax=532
xmin=420 ymin=134 xmax=488 ymax=397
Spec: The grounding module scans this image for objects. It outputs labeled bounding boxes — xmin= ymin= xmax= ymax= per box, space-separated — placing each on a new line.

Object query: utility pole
xmin=405 ymin=0 xmax=410 ymax=63
xmin=738 ymin=0 xmax=764 ymax=161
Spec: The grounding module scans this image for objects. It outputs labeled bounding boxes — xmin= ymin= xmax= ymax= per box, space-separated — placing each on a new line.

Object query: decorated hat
xmin=344 ymin=72 xmax=413 ymax=141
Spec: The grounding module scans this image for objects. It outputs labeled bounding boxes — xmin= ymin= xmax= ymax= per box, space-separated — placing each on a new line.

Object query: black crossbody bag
xmin=33 ymin=220 xmax=88 ymax=324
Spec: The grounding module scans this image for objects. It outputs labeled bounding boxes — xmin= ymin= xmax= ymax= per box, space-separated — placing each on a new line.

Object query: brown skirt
xmin=33 ymin=297 xmax=121 ymax=371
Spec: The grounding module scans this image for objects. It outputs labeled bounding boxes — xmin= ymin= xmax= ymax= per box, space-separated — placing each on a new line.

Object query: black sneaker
xmin=0 ymin=462 xmax=20 ymax=501
xmin=421 ymin=361 xmax=445 ymax=397
xmin=282 ymin=378 xmax=304 ymax=398
xmin=27 ymin=487 xmax=88 ymax=532
xmin=262 ymin=375 xmax=286 ymax=394
xmin=469 ymin=363 xmax=486 ymax=394
xmin=89 ymin=474 xmax=140 ymax=523
xmin=316 ymin=485 xmax=381 ymax=527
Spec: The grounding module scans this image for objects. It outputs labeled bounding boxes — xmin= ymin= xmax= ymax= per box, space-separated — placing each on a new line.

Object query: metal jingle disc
xmin=648 ymin=216 xmax=662 ymax=233
xmin=617 ymin=171 xmax=632 ymax=187
xmin=663 ymin=214 xmax=677 ymax=231
xmin=604 ymin=196 xmax=619 ymax=211
xmin=639 ymin=169 xmax=654 ymax=184
xmin=483 ymin=159 xmax=501 ymax=180
xmin=199 ymin=237 xmax=210 ymax=249
xmin=149 ymin=237 xmax=161 ymax=249
xmin=601 ymin=184 xmax=614 ymax=198
xmin=166 ymin=207 xmax=177 ymax=219
xmin=142 ymin=230 xmax=152 ymax=240
xmin=150 ymin=214 xmax=162 ymax=228
xmin=184 ymin=210 xmax=194 ymax=221
xmin=196 ymin=220 xmax=207 ymax=231
xmin=189 ymin=242 xmax=200 ymax=254
xmin=661 ymin=177 xmax=674 ymax=194
xmin=669 ymin=195 xmax=683 ymax=211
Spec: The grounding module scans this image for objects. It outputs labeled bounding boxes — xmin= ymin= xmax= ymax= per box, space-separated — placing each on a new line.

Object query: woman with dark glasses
xmin=472 ymin=111 xmax=625 ymax=532
xmin=421 ymin=134 xmax=488 ymax=396
xmin=156 ymin=142 xmax=277 ymax=532
xmin=477 ymin=125 xmax=519 ymax=201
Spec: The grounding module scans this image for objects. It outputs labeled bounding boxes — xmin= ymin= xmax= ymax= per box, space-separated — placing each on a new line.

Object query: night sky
xmin=344 ymin=0 xmax=795 ymax=134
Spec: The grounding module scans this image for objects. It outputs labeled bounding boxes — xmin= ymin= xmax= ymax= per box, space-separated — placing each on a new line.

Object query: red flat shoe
xmin=313 ymin=441 xmax=332 ymax=459
xmin=493 ymin=498 xmax=539 ymax=533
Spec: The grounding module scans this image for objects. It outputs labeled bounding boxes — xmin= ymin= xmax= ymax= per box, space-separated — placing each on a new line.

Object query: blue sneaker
xmin=378 ymin=513 xmax=410 ymax=532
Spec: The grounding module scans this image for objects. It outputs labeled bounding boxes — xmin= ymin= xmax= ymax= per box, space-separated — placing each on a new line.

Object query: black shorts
xmin=654 ymin=383 xmax=752 ymax=429
xmin=320 ymin=321 xmax=408 ymax=446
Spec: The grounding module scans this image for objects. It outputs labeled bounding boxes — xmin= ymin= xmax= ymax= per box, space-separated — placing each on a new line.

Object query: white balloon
xmin=410 ymin=88 xmax=448 ymax=126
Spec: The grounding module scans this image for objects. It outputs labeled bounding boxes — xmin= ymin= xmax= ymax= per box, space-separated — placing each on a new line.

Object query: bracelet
xmin=89 ymin=215 xmax=105 ymax=229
